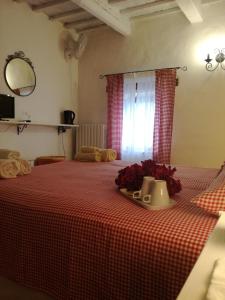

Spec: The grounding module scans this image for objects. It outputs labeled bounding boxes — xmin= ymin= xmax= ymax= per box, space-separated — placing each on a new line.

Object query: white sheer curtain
xmin=121 ymin=72 xmax=155 ymax=161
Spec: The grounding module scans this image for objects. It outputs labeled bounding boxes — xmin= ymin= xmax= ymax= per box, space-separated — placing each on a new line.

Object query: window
xmin=106 ymin=69 xmax=176 ymax=163
xmin=121 ymin=72 xmax=155 ymax=161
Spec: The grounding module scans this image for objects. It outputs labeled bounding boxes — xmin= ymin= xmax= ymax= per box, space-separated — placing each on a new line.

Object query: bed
xmin=0 ymin=160 xmax=219 ymax=300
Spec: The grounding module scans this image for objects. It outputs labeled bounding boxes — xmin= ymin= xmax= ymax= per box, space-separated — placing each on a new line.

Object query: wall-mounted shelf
xmin=0 ymin=120 xmax=79 ymax=135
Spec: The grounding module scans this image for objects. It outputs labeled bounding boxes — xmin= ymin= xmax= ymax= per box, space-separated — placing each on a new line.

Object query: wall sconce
xmin=205 ymin=49 xmax=225 ymax=71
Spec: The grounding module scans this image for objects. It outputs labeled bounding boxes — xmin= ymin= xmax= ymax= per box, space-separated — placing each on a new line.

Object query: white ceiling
xmin=15 ymin=0 xmax=223 ymax=35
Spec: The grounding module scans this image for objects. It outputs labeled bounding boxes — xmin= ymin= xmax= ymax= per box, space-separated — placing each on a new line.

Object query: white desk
xmin=177 ymin=212 xmax=225 ymax=300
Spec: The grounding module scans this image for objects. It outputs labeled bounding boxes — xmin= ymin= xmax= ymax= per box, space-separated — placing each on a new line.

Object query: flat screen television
xmin=0 ymin=94 xmax=15 ymax=119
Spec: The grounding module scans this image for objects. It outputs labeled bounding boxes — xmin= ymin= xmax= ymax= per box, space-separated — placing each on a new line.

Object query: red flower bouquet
xmin=115 ymin=163 xmax=145 ymax=191
xmin=115 ymin=159 xmax=182 ymax=196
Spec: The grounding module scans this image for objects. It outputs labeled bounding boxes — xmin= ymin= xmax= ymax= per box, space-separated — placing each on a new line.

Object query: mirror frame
xmin=4 ymin=51 xmax=36 ymax=97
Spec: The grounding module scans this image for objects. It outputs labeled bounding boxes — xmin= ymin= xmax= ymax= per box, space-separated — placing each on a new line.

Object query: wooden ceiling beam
xmin=49 ymin=8 xmax=85 ymax=20
xmin=32 ymin=0 xmax=69 ymax=11
xmin=176 ymin=0 xmax=203 ymax=23
xmin=70 ymin=0 xmax=131 ymax=36
xmin=77 ymin=24 xmax=106 ymax=32
xmin=120 ymin=0 xmax=176 ymax=14
xmin=109 ymin=0 xmax=172 ymax=10
xmin=109 ymin=0 xmax=128 ymax=3
xmin=64 ymin=16 xmax=98 ymax=28
xmin=132 ymin=6 xmax=180 ymax=20
xmin=203 ymin=0 xmax=225 ymax=3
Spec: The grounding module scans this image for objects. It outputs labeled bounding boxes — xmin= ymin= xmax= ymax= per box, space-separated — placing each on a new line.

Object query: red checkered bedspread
xmin=0 ymin=161 xmax=218 ymax=300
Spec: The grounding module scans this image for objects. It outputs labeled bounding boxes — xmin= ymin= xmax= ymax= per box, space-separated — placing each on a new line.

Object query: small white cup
xmin=133 ymin=190 xmax=142 ymax=200
xmin=142 ymin=194 xmax=151 ymax=204
xmin=132 ymin=176 xmax=155 ymax=201
xmin=150 ymin=180 xmax=170 ymax=206
xmin=141 ymin=176 xmax=155 ymax=196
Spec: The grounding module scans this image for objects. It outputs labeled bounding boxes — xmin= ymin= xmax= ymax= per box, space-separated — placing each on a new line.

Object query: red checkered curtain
xmin=153 ymin=69 xmax=177 ymax=164
xmin=106 ymin=74 xmax=124 ymax=159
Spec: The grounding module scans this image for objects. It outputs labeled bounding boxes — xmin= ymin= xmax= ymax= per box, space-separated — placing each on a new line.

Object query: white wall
xmin=78 ymin=1 xmax=225 ymax=168
xmin=0 ymin=0 xmax=78 ymax=160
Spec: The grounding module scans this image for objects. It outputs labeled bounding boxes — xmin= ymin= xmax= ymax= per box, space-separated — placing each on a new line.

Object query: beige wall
xmin=79 ymin=1 xmax=225 ymax=168
xmin=0 ymin=0 xmax=78 ymax=160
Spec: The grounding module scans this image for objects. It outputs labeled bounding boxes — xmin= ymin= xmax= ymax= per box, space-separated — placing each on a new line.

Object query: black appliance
xmin=0 ymin=94 xmax=15 ymax=119
xmin=63 ymin=110 xmax=75 ymax=124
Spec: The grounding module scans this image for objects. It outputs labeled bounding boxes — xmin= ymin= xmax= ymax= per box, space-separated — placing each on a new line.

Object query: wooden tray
xmin=120 ymin=188 xmax=176 ymax=210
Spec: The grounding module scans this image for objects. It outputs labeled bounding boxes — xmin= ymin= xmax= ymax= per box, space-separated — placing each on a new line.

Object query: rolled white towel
xmin=81 ymin=146 xmax=100 ymax=153
xmin=100 ymin=149 xmax=117 ymax=162
xmin=0 ymin=159 xmax=20 ymax=179
xmin=0 ymin=148 xmax=20 ymax=159
xmin=16 ymin=159 xmax=32 ymax=175
xmin=206 ymin=257 xmax=225 ymax=300
xmin=75 ymin=152 xmax=101 ymax=162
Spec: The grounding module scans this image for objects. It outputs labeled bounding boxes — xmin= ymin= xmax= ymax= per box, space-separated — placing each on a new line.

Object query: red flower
xmin=115 ymin=163 xmax=144 ymax=191
xmin=115 ymin=159 xmax=182 ymax=196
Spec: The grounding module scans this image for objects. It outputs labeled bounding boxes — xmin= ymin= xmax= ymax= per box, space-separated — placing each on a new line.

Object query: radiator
xmin=76 ymin=123 xmax=106 ymax=153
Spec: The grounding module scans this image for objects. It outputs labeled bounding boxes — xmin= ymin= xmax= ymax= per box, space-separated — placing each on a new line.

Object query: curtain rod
xmin=99 ymin=66 xmax=187 ymax=79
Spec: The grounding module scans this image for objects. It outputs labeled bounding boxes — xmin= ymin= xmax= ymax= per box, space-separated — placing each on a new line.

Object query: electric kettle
xmin=63 ymin=110 xmax=75 ymax=124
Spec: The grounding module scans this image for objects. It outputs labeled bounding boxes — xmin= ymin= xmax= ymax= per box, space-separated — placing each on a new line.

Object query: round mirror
xmin=4 ymin=51 xmax=36 ymax=97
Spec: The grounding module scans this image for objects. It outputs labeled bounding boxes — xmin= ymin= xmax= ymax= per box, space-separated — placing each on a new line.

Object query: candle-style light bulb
xmin=205 ymin=53 xmax=212 ymax=64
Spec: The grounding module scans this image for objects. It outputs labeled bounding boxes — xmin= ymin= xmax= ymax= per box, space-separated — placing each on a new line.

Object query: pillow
xmin=216 ymin=161 xmax=225 ymax=177
xmin=210 ymin=166 xmax=225 ymax=189
xmin=191 ymin=168 xmax=225 ymax=216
